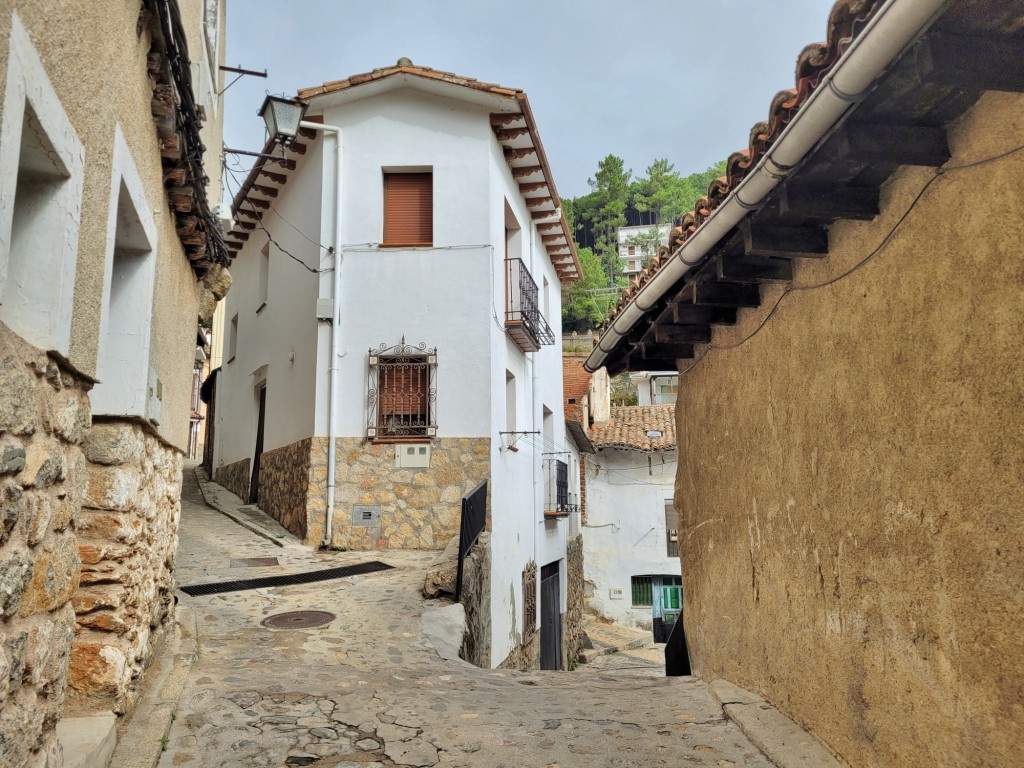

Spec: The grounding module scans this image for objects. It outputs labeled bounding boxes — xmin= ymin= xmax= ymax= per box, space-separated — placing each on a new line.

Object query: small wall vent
xmin=352 ymin=504 xmax=381 ymax=526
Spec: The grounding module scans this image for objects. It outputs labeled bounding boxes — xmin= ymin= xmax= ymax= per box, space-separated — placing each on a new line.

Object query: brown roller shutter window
xmin=383 ymin=172 xmax=433 ymax=246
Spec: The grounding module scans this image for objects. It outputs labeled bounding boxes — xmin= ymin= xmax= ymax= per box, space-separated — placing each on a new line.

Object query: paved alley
xmin=146 ymin=467 xmax=775 ymax=768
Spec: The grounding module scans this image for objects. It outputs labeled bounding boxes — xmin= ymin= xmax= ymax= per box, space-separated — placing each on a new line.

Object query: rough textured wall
xmin=564 ymin=534 xmax=585 ymax=666
xmin=316 ymin=438 xmax=490 ymax=551
xmin=676 ymin=91 xmax=1024 ymax=768
xmin=69 ymin=423 xmax=182 ymax=715
xmin=0 ymin=326 xmax=91 ymax=768
xmin=213 ymin=458 xmax=250 ymax=505
xmin=257 ymin=438 xmax=311 ymax=540
xmin=458 ymin=533 xmax=492 ymax=669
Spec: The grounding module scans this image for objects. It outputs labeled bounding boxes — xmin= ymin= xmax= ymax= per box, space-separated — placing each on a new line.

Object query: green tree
xmin=586 ymin=155 xmax=631 ymax=277
xmin=562 ymin=247 xmax=615 ymax=329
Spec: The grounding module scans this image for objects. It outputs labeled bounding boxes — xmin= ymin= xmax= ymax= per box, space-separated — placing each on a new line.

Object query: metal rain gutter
xmin=584 ymin=0 xmax=949 ymax=373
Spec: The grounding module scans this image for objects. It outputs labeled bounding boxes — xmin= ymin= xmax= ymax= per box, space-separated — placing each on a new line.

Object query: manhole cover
xmin=261 ymin=610 xmax=336 ymax=630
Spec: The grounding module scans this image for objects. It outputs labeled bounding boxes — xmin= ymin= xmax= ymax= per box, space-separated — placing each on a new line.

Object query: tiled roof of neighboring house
xmin=589 ymin=405 xmax=676 ymax=452
xmin=606 ymin=0 xmax=885 ymax=324
xmin=224 ymin=61 xmax=580 ymax=282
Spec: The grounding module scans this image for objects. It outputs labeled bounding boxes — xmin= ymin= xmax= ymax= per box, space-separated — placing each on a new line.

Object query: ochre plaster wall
xmin=676 ymin=91 xmax=1024 ymax=767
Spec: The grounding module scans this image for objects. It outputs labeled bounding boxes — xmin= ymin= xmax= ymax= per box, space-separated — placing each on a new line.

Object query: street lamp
xmin=258 ymin=95 xmax=308 ymax=147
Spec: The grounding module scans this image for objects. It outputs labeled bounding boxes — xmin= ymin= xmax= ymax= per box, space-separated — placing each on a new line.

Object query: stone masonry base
xmin=70 ymin=422 xmax=183 ymax=715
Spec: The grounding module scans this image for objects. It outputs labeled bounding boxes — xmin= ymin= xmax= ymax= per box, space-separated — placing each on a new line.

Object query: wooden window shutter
xmin=383 ymin=173 xmax=432 ymax=246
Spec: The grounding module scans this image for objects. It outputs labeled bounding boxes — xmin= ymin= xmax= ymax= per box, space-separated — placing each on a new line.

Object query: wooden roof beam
xmin=717 ymin=254 xmax=794 ymax=283
xmin=742 ymin=221 xmax=828 ymax=258
xmin=840 ymin=123 xmax=950 ymax=167
xmin=512 ymin=165 xmax=543 ymax=178
xmin=780 ymin=184 xmax=879 ymax=221
xmin=917 ymin=32 xmax=1024 ymax=93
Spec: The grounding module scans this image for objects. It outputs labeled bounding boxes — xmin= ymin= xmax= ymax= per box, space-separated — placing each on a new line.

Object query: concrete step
xmin=580 ymin=620 xmax=653 ymax=662
xmin=57 ymin=713 xmax=117 ymax=768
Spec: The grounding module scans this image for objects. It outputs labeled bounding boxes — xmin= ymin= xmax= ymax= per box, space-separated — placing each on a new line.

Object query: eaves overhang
xmin=585 ymin=0 xmax=1024 ymax=375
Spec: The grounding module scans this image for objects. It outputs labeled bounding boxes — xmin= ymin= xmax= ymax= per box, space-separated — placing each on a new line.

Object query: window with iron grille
xmin=367 ymin=339 xmax=437 ymax=439
xmin=631 ymin=576 xmax=653 ymax=606
xmin=523 ymin=562 xmax=537 ymax=639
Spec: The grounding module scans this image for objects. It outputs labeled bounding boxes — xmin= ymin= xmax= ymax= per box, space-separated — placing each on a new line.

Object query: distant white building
xmin=212 ymin=61 xmax=583 ymax=671
xmin=583 ymin=403 xmax=681 ymax=641
xmin=629 ymin=371 xmax=679 ymax=405
xmin=617 ymin=223 xmax=670 ymax=276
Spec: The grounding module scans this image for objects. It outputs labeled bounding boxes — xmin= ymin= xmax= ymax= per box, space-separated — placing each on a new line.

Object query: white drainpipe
xmin=299 ymin=119 xmax=343 ymax=547
xmin=584 ymin=0 xmax=948 ymax=373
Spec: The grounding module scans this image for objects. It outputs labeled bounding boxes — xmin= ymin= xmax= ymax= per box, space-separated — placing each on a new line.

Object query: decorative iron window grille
xmin=543 ymin=456 xmax=577 ymax=517
xmin=523 ymin=561 xmax=537 ymax=640
xmin=367 ymin=339 xmax=437 ymax=439
xmin=505 ymin=258 xmax=554 ymax=352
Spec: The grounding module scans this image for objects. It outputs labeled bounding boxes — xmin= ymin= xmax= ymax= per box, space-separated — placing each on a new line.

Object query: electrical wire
xmin=220 ymin=163 xmax=332 ymax=274
xmin=679 ymin=141 xmax=1024 ymax=373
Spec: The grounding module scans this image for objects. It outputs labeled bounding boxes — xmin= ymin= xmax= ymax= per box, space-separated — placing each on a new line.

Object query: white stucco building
xmin=211 ymin=61 xmax=583 ymax=670
xmin=618 ymin=223 xmax=670 ymax=276
xmin=583 ymin=404 xmax=681 ymax=641
xmin=629 ymin=370 xmax=679 ymax=405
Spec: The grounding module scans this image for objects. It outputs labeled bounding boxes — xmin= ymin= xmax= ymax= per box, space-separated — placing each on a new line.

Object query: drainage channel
xmin=178 ymin=561 xmax=394 ymax=597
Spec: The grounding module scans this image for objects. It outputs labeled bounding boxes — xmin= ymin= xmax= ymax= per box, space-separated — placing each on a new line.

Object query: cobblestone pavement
xmin=158 ymin=467 xmax=775 ymax=768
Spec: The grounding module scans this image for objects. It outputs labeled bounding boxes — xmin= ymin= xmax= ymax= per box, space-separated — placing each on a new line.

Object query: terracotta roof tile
xmin=605 ymin=0 xmax=885 ymax=324
xmin=589 ymin=405 xmax=676 ymax=452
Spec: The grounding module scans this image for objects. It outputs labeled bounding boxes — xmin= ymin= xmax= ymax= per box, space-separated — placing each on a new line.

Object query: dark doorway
xmin=540 ymin=560 xmax=562 ymax=670
xmin=249 ymin=385 xmax=266 ymax=504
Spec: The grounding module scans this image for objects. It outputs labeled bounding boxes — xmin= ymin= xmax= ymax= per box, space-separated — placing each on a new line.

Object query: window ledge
xmin=370 ymin=436 xmax=434 ymax=445
xmin=379 ymin=243 xmax=433 ymax=249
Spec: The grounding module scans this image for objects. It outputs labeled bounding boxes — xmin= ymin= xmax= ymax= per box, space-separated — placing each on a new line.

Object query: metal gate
xmin=540 ymin=561 xmax=561 ymax=670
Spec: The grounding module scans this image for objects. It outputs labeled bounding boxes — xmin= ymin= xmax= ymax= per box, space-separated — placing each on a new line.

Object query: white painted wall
xmin=215 ymin=81 xmax=572 ymax=668
xmin=213 ymin=138 xmax=324 ymax=469
xmin=584 ymin=448 xmax=680 ymax=629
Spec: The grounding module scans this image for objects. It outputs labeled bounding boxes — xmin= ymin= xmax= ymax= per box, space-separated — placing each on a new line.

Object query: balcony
xmin=543 ymin=457 xmax=578 ymax=519
xmin=505 ymin=258 xmax=554 ymax=353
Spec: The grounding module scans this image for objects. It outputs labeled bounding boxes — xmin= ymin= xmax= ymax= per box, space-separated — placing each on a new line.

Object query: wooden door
xmin=540 ymin=561 xmax=562 ymax=670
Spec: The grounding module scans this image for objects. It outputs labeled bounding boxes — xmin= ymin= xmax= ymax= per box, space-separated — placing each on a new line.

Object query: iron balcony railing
xmin=543 ymin=457 xmax=578 ymax=518
xmin=505 ymin=258 xmax=554 ymax=352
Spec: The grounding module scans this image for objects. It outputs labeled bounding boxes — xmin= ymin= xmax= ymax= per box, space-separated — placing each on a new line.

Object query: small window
xmin=522 ymin=562 xmax=537 ymax=640
xmin=628 ymin=245 xmax=636 ymax=255
xmin=367 ymin=341 xmax=437 ymax=439
xmin=227 ymin=313 xmax=238 ymax=362
xmin=258 ymin=240 xmax=270 ymax=309
xmin=666 ymin=500 xmax=678 ymax=558
xmin=631 ymin=576 xmax=653 ymax=607
xmin=505 ymin=371 xmax=516 ymax=432
xmin=0 ymin=15 xmax=85 ymax=356
xmin=383 ymin=172 xmax=432 ymax=246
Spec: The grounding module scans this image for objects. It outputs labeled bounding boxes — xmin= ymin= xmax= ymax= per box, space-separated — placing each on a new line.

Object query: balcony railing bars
xmin=505 ymin=258 xmax=554 ymax=351
xmin=543 ymin=457 xmax=578 ymax=516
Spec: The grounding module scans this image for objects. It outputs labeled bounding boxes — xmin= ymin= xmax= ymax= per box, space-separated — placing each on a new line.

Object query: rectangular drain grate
xmin=230 ymin=557 xmax=280 ymax=568
xmin=179 ymin=561 xmax=394 ymax=597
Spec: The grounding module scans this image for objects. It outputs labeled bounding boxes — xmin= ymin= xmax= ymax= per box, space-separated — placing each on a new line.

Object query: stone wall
xmin=564 ymin=535 xmax=585 ymax=667
xmin=69 ymin=422 xmax=182 ymax=715
xmin=314 ymin=438 xmax=490 ymax=551
xmin=675 ymin=92 xmax=1024 ymax=767
xmin=213 ymin=458 xmax=250 ymax=505
xmin=257 ymin=438 xmax=311 ymax=540
xmin=458 ymin=533 xmax=492 ymax=669
xmin=0 ymin=325 xmax=91 ymax=768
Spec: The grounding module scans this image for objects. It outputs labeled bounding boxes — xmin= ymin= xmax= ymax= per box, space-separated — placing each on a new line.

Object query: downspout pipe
xmin=299 ymin=118 xmax=343 ymax=548
xmin=584 ymin=0 xmax=948 ymax=373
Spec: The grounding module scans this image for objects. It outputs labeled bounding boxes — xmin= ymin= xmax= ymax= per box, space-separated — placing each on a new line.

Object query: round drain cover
xmin=261 ymin=610 xmax=336 ymax=630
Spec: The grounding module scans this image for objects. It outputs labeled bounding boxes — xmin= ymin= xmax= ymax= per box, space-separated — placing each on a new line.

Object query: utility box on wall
xmin=395 ymin=444 xmax=431 ymax=468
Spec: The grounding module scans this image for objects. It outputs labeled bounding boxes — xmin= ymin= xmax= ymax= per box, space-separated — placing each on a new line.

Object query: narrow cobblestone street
xmin=151 ymin=467 xmax=774 ymax=768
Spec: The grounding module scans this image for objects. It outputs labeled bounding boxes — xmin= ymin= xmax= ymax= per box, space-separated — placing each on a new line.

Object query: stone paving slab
xmin=141 ymin=465 xmax=778 ymax=768
xmin=581 ymin=618 xmax=653 ymax=662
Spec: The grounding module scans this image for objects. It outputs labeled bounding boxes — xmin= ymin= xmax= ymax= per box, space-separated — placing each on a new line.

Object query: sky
xmin=223 ymin=0 xmax=836 ymax=199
